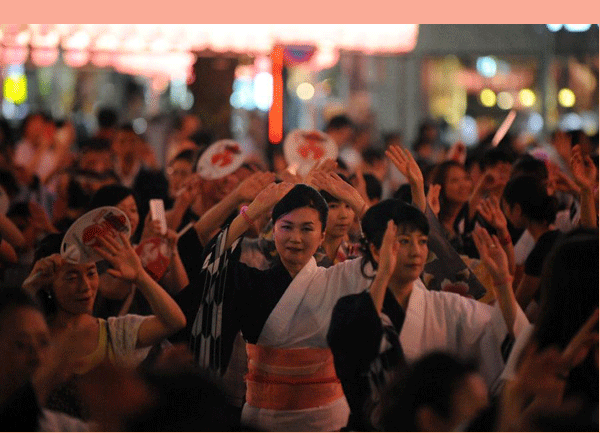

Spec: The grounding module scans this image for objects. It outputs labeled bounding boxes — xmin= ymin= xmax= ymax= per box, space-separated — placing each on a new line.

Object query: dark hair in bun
xmin=271 ymin=184 xmax=328 ymax=231
xmin=360 ymin=199 xmax=429 ymax=277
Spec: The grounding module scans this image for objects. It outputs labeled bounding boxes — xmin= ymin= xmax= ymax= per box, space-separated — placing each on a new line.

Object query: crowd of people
xmin=0 ymin=107 xmax=598 ymax=432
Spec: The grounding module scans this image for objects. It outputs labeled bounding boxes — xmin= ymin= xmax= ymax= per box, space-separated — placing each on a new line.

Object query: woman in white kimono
xmin=180 ymin=180 xmax=373 ymax=431
xmin=327 ymin=199 xmax=529 ymax=430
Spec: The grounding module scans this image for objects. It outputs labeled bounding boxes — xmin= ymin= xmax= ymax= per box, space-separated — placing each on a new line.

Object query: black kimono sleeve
xmin=327 ymin=291 xmax=406 ymax=431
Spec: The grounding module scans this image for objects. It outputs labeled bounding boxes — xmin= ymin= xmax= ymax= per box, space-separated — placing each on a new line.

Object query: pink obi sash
xmin=245 ymin=343 xmax=344 ymax=411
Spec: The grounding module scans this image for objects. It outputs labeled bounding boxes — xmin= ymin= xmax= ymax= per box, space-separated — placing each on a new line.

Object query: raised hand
xmin=234 ymin=171 xmax=277 ymax=204
xmin=477 ymin=196 xmax=508 ymax=232
xmin=385 ymin=144 xmax=426 ymax=211
xmin=304 ymin=158 xmax=338 ymax=188
xmin=427 ymin=184 xmax=442 ymax=216
xmin=385 ymin=144 xmax=423 ymax=187
xmin=246 ymin=181 xmax=295 ymax=220
xmin=310 ymin=171 xmax=366 ymax=217
xmin=369 ymin=220 xmax=399 ymax=312
xmin=23 ymin=254 xmax=63 ymax=295
xmin=472 ymin=225 xmax=510 ymax=287
xmin=93 ymin=232 xmax=144 ymax=282
xmin=378 ymin=220 xmax=399 ymax=277
xmin=570 ymin=145 xmax=597 ymax=191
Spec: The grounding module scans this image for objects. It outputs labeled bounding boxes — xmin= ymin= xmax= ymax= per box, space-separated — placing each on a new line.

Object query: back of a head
xmin=503 ymin=175 xmax=558 ymax=224
xmin=378 ymin=352 xmax=478 ymax=431
xmin=534 ymin=228 xmax=599 ymax=403
xmin=0 ymin=289 xmax=42 ymax=332
xmin=511 ymin=154 xmax=548 ymax=181
xmin=535 ymin=228 xmax=599 ymax=349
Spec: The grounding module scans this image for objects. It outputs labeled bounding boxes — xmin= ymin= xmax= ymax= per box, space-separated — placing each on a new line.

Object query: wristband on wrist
xmin=240 ymin=205 xmax=258 ymax=232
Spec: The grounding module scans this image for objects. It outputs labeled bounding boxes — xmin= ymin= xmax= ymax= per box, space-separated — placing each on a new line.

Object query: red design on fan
xmin=81 ymin=213 xmax=128 ymax=247
xmin=298 ymin=134 xmax=325 ymax=160
xmin=211 ymin=144 xmax=241 ymax=167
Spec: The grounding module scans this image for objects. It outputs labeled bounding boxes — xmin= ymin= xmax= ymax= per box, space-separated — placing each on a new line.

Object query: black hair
xmin=511 ymin=154 xmax=548 ymax=181
xmin=362 ymin=173 xmax=382 ymax=202
xmin=383 ymin=131 xmax=403 ymax=147
xmin=502 ymin=175 xmax=558 ymax=224
xmin=533 ymin=228 xmax=599 ymax=403
xmin=170 ymin=149 xmax=198 ymax=166
xmin=79 ymin=137 xmax=112 ymax=153
xmin=88 ymin=184 xmax=136 ymax=211
xmin=378 ymin=352 xmax=479 ymax=432
xmin=480 ymin=147 xmax=515 ymax=170
xmin=325 ymin=114 xmax=354 ymax=131
xmin=271 ymin=184 xmax=328 ymax=231
xmin=361 ymin=148 xmax=385 ymax=165
xmin=0 ymin=168 xmax=21 ymax=198
xmin=0 ymin=289 xmax=43 ymax=331
xmin=32 ymin=233 xmax=66 ymax=318
xmin=97 ymin=107 xmax=118 ymax=129
xmin=335 ymin=157 xmax=348 ymax=171
xmin=360 ymin=199 xmax=429 ymax=277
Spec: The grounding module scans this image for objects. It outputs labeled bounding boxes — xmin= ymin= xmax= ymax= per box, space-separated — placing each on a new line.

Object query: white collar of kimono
xmin=257 ymin=257 xmax=319 ymax=346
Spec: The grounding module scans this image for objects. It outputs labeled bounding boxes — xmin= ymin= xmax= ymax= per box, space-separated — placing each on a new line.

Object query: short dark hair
xmin=511 ymin=154 xmax=548 ymax=181
xmin=272 ymin=184 xmax=328 ymax=231
xmin=362 ymin=173 xmax=382 ymax=202
xmin=360 ymin=199 xmax=429 ymax=276
xmin=79 ymin=137 xmax=112 ymax=153
xmin=503 ymin=175 xmax=557 ymax=224
xmin=378 ymin=352 xmax=479 ymax=432
xmin=480 ymin=148 xmax=515 ymax=170
xmin=88 ymin=184 xmax=136 ymax=211
xmin=0 ymin=289 xmax=43 ymax=331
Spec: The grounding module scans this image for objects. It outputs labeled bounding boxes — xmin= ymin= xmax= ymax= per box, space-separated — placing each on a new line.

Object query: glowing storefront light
xmin=479 ymin=88 xmax=496 ymax=107
xmin=476 ymin=56 xmax=497 ymax=78
xmin=296 ymin=82 xmax=315 ymax=100
xmin=558 ymin=88 xmax=576 ymax=107
xmin=518 ymin=89 xmax=536 ymax=107
xmin=3 ymin=74 xmax=27 ymax=104
xmin=497 ymin=92 xmax=514 ymax=110
xmin=0 ymin=24 xmax=419 ymax=83
xmin=527 ymin=112 xmax=544 ymax=134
